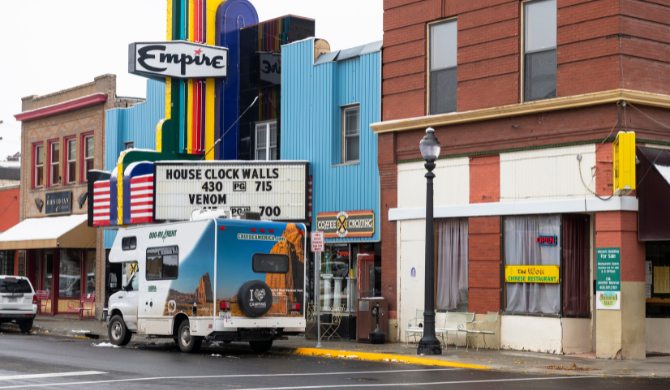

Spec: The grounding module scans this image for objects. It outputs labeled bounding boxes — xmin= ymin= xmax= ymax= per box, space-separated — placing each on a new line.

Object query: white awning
xmin=0 ymin=214 xmax=95 ymax=250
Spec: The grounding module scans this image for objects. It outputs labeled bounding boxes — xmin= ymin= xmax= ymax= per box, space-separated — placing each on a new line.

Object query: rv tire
xmin=108 ymin=315 xmax=132 ymax=346
xmin=177 ymin=320 xmax=202 ymax=353
xmin=249 ymin=340 xmax=273 ymax=354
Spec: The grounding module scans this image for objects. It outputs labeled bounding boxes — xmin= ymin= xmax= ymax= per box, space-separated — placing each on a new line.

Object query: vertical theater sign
xmin=88 ymin=1 xmax=307 ymax=228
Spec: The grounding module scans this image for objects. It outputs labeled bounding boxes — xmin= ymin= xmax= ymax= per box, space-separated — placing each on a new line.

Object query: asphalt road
xmin=0 ymin=328 xmax=668 ymax=389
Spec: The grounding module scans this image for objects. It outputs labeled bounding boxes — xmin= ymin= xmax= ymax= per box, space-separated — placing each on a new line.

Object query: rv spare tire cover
xmin=238 ymin=280 xmax=273 ymax=318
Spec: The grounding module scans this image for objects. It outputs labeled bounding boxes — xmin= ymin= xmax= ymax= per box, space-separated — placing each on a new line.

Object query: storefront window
xmin=436 ymin=218 xmax=468 ymax=312
xmin=59 ymin=249 xmax=81 ymax=298
xmin=85 ymin=249 xmax=96 ymax=294
xmin=504 ymin=215 xmax=561 ymax=314
xmin=43 ymin=250 xmax=53 ymax=292
xmin=646 ymin=242 xmax=670 ymax=318
xmin=319 ymin=244 xmax=356 ymax=312
xmin=0 ymin=251 xmax=14 ymax=275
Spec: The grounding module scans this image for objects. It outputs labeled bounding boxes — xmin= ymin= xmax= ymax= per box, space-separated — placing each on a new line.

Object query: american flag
xmin=130 ymin=174 xmax=153 ymax=224
xmin=92 ymin=180 xmax=110 ymax=226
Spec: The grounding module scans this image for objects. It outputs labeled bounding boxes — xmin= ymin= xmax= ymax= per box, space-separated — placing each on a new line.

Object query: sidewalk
xmin=7 ymin=315 xmax=668 ymax=378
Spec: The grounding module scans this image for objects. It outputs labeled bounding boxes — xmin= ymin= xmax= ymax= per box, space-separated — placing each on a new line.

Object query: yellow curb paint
xmin=290 ymin=348 xmax=490 ymax=370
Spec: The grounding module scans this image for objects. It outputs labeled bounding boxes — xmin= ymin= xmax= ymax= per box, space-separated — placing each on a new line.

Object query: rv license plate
xmin=7 ymin=297 xmax=17 ymax=303
xmin=219 ymin=312 xmax=231 ymax=319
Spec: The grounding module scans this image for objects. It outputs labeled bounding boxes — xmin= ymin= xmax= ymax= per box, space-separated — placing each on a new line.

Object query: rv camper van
xmin=106 ymin=215 xmax=306 ymax=353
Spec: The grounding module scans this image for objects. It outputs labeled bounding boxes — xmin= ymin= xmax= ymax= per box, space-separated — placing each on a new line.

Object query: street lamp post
xmin=417 ymin=127 xmax=442 ymax=355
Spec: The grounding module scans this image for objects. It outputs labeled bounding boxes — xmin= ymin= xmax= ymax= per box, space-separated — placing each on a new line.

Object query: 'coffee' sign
xmin=45 ymin=191 xmax=72 ymax=215
xmin=316 ymin=210 xmax=375 ymax=238
xmin=129 ymin=41 xmax=228 ymax=79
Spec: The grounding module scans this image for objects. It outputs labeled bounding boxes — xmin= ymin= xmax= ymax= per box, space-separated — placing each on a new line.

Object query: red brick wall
xmin=0 ymin=187 xmax=19 ymax=232
xmin=382 ymin=0 xmax=670 ymax=119
xmin=595 ymin=141 xmax=614 ymax=197
xmin=469 ymin=155 xmax=500 ymax=203
xmin=468 ymin=216 xmax=501 ymax=314
xmin=379 ymin=132 xmax=399 ymax=315
xmin=595 ymin=211 xmax=645 ymax=283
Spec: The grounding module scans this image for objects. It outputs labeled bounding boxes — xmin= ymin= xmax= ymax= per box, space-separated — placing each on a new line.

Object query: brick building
xmin=374 ymin=0 xmax=670 ymax=358
xmin=0 ymin=75 xmax=140 ymax=317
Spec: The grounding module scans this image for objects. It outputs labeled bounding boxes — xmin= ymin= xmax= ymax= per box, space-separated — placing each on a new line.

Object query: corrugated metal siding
xmin=104 ymin=79 xmax=166 ymax=248
xmin=398 ymin=158 xmax=469 ymax=208
xmin=500 ymin=144 xmax=596 ymax=202
xmin=281 ymin=39 xmax=381 ymax=242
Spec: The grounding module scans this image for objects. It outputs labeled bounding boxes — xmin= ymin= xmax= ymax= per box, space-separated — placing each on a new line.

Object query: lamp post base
xmin=417 ymin=337 xmax=442 ymax=355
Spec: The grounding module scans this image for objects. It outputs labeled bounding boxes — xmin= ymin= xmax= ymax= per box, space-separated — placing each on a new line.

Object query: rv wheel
xmin=238 ymin=280 xmax=273 ymax=318
xmin=177 ymin=320 xmax=202 ymax=353
xmin=249 ymin=340 xmax=273 ymax=354
xmin=108 ymin=315 xmax=132 ymax=346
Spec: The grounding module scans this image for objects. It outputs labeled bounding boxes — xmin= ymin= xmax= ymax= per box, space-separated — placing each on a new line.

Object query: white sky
xmin=0 ymin=0 xmax=383 ymax=161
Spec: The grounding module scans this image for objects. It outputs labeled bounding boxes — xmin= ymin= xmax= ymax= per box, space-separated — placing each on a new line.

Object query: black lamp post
xmin=417 ymin=127 xmax=442 ymax=355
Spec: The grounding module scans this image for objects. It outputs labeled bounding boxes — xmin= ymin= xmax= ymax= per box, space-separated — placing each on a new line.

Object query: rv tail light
xmin=220 ymin=301 xmax=231 ymax=310
xmin=25 ymin=314 xmax=33 ymax=317
xmin=219 ymin=226 xmax=225 ymax=231
xmin=33 ymin=295 xmax=37 ymax=304
xmin=291 ymin=303 xmax=301 ymax=311
xmin=298 ymin=231 xmax=304 ymax=235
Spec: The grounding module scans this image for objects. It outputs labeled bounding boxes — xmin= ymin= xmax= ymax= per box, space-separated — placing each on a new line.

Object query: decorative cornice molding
xmin=371 ymin=89 xmax=670 ymax=134
xmin=14 ymin=93 xmax=108 ymax=122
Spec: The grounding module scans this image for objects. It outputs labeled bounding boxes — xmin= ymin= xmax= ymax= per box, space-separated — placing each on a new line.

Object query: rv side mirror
xmin=109 ymin=273 xmax=117 ymax=289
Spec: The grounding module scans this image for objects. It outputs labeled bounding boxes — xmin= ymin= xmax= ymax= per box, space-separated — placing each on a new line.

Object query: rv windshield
xmin=125 ymin=272 xmax=139 ymax=292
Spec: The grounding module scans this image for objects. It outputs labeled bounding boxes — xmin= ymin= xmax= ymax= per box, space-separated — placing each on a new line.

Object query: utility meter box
xmin=614 ymin=132 xmax=636 ymax=196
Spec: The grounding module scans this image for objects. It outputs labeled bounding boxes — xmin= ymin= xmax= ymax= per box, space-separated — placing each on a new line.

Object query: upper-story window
xmin=255 ymin=122 xmax=277 ymax=161
xmin=523 ymin=0 xmax=557 ymax=102
xmin=343 ymin=106 xmax=360 ymax=163
xmin=82 ymin=134 xmax=94 ymax=182
xmin=34 ymin=144 xmax=44 ymax=188
xmin=66 ymin=138 xmax=76 ymax=184
xmin=49 ymin=141 xmax=59 ymax=187
xmin=429 ymin=19 xmax=458 ymax=115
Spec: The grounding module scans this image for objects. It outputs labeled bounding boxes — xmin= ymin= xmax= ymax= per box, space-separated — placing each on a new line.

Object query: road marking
xmin=0 ymin=368 xmax=461 ymax=388
xmin=236 ymin=376 xmax=593 ymax=389
xmin=0 ymin=372 xmax=105 ymax=381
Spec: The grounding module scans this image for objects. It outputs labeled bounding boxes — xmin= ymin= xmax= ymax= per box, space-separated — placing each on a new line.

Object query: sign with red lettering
xmin=537 ymin=236 xmax=557 ymax=246
xmin=311 ymin=231 xmax=324 ymax=253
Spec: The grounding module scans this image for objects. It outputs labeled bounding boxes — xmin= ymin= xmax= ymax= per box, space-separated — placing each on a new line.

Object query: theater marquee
xmin=154 ymin=161 xmax=308 ymax=222
xmin=316 ymin=210 xmax=375 ymax=238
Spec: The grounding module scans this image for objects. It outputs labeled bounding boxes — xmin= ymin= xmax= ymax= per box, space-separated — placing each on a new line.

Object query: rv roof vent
xmin=240 ymin=211 xmax=261 ymax=221
xmin=190 ymin=209 xmax=231 ymax=221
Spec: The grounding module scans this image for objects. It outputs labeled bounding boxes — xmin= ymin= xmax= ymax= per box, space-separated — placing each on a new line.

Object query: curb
xmin=284 ymin=347 xmax=490 ymax=370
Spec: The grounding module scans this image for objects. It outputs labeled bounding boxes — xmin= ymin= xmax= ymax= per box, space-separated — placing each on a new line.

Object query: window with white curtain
xmin=343 ymin=106 xmax=360 ymax=163
xmin=255 ymin=121 xmax=277 ymax=161
xmin=504 ymin=215 xmax=561 ymax=314
xmin=436 ymin=218 xmax=469 ymax=311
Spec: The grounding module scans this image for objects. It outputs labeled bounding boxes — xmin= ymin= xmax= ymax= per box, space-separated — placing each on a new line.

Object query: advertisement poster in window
xmin=596 ymin=248 xmax=621 ymax=310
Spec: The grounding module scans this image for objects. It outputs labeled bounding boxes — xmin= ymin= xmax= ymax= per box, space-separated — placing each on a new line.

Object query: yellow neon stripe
xmin=117 ymin=160 xmax=124 ymax=225
xmin=205 ymin=1 xmax=225 ymax=160
xmin=187 ymin=80 xmax=193 ymax=153
xmin=289 ymin=348 xmax=490 ymax=370
xmin=205 ymin=78 xmax=215 ymax=160
xmin=166 ymin=0 xmax=172 ymax=40
xmin=165 ymin=78 xmax=171 ymax=120
xmin=188 ymin=0 xmax=194 ymax=42
xmin=156 ymin=119 xmax=165 ymax=153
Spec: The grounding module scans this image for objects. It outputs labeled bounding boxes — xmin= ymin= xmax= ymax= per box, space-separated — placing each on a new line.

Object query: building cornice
xmin=371 ymin=89 xmax=670 ymax=134
xmin=14 ymin=93 xmax=108 ymax=122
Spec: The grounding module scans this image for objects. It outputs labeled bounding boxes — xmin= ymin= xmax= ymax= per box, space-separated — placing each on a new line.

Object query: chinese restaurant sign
xmin=505 ymin=265 xmax=559 ymax=283
xmin=45 ymin=191 xmax=72 ymax=215
xmin=596 ymin=247 xmax=621 ymax=310
xmin=316 ymin=210 xmax=375 ymax=238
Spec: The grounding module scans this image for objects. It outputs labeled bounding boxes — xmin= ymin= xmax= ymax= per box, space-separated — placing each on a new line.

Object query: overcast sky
xmin=0 ymin=0 xmax=383 ymax=161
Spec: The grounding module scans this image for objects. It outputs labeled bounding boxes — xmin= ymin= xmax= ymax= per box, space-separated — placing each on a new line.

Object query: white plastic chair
xmin=405 ymin=309 xmax=424 ymax=347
